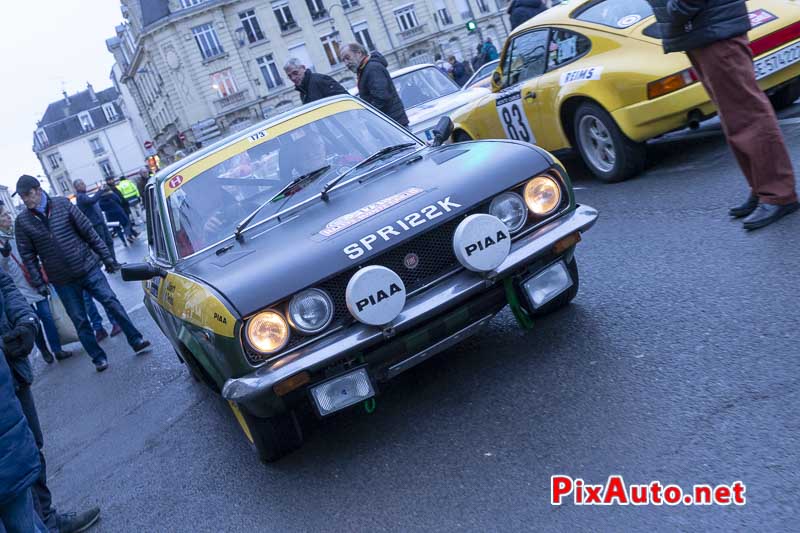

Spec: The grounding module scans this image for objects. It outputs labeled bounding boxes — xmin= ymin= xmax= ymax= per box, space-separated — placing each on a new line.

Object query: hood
xmin=370 ymin=51 xmax=389 ymax=67
xmin=179 ymin=141 xmax=554 ymax=317
xmin=406 ymin=87 xmax=491 ymax=134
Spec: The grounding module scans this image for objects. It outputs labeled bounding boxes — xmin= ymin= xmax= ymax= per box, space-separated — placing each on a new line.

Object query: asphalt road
xmin=32 ymin=103 xmax=800 ymax=532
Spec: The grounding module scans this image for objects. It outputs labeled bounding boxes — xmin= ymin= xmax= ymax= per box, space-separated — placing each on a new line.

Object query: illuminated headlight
xmin=246 ymin=310 xmax=289 ymax=354
xmin=489 ymin=192 xmax=527 ymax=233
xmin=524 ymin=176 xmax=561 ymax=216
xmin=288 ymin=288 xmax=334 ymax=334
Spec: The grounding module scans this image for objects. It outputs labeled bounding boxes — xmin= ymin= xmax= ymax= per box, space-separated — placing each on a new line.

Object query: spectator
xmin=0 ymin=209 xmax=72 ymax=364
xmin=0 ymin=269 xmax=100 ymax=533
xmin=98 ymin=187 xmax=136 ymax=245
xmin=114 ymin=177 xmax=143 ymax=224
xmin=482 ymin=38 xmax=499 ymax=61
xmin=434 ymin=53 xmax=453 ymax=77
xmin=104 ymin=176 xmax=135 ymax=225
xmin=0 ymin=338 xmax=45 ymax=533
xmin=449 ymin=55 xmax=471 ymax=86
xmin=508 ymin=0 xmax=548 ymax=30
xmin=648 ymin=0 xmax=798 ymax=229
xmin=472 ymin=43 xmax=487 ymax=71
xmin=73 ymin=180 xmax=117 ymax=264
xmin=13 ymin=175 xmax=151 ymax=372
xmin=283 ymin=58 xmax=348 ymax=104
xmin=341 ymin=43 xmax=410 ymax=128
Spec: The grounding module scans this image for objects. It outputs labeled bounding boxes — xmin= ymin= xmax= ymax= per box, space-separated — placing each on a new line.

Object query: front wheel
xmin=236 ymin=406 xmax=305 ymax=463
xmin=769 ymin=80 xmax=800 ymax=111
xmin=573 ymin=102 xmax=646 ymax=183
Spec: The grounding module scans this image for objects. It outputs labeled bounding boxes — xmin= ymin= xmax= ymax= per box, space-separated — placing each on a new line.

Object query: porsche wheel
xmin=574 ymin=102 xmax=646 ymax=183
xmin=769 ymin=80 xmax=800 ymax=111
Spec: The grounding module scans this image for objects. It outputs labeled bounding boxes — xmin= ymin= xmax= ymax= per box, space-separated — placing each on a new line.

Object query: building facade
xmin=32 ymin=85 xmax=149 ymax=195
xmin=108 ymin=0 xmax=510 ymax=161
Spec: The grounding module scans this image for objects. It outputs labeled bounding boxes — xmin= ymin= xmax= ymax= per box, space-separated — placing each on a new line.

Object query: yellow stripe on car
xmin=163 ymin=100 xmax=363 ymax=198
xmin=157 ymin=272 xmax=236 ymax=337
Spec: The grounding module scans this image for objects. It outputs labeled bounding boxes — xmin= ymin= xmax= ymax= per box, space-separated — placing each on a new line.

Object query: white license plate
xmin=754 ymin=40 xmax=800 ymax=80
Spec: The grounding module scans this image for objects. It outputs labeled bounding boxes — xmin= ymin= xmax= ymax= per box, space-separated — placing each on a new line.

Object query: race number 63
xmin=496 ymin=90 xmax=535 ymax=143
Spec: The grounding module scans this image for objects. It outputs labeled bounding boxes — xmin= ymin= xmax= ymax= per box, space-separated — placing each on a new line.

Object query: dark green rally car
xmin=123 ymin=95 xmax=598 ymax=462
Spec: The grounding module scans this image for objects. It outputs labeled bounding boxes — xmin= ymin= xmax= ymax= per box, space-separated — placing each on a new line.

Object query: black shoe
xmin=94 ymin=359 xmax=109 ymax=372
xmin=132 ymin=339 xmax=151 ymax=353
xmin=55 ymin=350 xmax=73 ymax=361
xmin=57 ymin=507 xmax=101 ymax=533
xmin=41 ymin=350 xmax=55 ymax=364
xmin=742 ymin=202 xmax=799 ymax=230
xmin=729 ymin=194 xmax=758 ymax=218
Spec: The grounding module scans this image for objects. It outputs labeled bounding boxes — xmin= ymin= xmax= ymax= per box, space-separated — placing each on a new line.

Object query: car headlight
xmin=489 ymin=192 xmax=527 ymax=233
xmin=524 ymin=176 xmax=561 ymax=216
xmin=288 ymin=288 xmax=334 ymax=334
xmin=246 ymin=310 xmax=290 ymax=354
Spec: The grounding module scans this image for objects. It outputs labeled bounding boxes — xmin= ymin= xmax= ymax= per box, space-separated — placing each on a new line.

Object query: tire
xmin=176 ymin=346 xmax=219 ymax=392
xmin=240 ymin=408 xmax=305 ymax=464
xmin=453 ymin=130 xmax=473 ymax=143
xmin=769 ymin=80 xmax=800 ymax=111
xmin=573 ymin=102 xmax=646 ymax=183
xmin=529 ymin=255 xmax=579 ymax=317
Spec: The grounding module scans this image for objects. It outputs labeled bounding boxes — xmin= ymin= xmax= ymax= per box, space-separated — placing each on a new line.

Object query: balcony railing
xmin=214 ymin=89 xmax=249 ymax=113
xmin=310 ymin=8 xmax=328 ymax=21
xmin=397 ymin=23 xmax=426 ymax=41
xmin=279 ymin=21 xmax=298 ymax=33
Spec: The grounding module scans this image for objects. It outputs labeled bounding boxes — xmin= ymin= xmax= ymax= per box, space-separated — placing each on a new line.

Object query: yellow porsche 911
xmin=450 ymin=0 xmax=800 ymax=182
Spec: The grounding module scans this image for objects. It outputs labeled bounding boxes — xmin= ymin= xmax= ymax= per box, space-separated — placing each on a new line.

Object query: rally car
xmin=122 ymin=95 xmax=598 ymax=462
xmin=450 ymin=0 xmax=800 ymax=182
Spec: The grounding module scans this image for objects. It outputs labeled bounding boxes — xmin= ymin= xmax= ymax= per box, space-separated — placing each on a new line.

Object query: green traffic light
xmin=466 ymin=20 xmax=477 ymax=32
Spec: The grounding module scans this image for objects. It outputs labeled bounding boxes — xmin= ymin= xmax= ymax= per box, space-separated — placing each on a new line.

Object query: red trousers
xmin=687 ymin=34 xmax=797 ymax=205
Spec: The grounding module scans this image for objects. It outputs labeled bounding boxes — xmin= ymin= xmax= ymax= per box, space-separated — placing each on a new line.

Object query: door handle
xmin=524 ymin=91 xmax=536 ymax=101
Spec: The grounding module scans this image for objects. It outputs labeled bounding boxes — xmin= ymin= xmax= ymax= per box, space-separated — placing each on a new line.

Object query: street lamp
xmin=327 ymin=1 xmax=355 ymax=45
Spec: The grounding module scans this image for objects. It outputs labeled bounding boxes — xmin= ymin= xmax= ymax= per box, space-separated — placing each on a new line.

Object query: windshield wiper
xmin=320 ymin=143 xmax=417 ymax=201
xmin=234 ymin=165 xmax=330 ymax=241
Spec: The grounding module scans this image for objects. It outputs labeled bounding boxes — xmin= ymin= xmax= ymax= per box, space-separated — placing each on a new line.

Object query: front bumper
xmin=222 ymin=204 xmax=599 ymax=416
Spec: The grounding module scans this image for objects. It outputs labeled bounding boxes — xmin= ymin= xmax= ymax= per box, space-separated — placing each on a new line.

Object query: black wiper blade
xmin=234 ymin=165 xmax=330 ymax=241
xmin=320 ymin=143 xmax=416 ymax=201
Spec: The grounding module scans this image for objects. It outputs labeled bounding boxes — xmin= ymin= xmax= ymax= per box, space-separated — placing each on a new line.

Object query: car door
xmin=494 ymin=29 xmax=550 ymax=144
xmin=534 ymin=27 xmax=594 ymax=150
xmin=142 ymin=185 xmax=171 ymax=332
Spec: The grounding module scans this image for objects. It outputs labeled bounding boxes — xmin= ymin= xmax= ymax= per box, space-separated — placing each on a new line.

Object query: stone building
xmin=107 ymin=0 xmax=510 ymax=160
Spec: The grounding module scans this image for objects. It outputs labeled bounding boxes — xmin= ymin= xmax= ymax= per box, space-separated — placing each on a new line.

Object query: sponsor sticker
xmin=617 ymin=14 xmax=642 ymax=28
xmin=320 ymin=187 xmax=424 ymax=237
xmin=560 ymin=66 xmax=604 ymax=86
xmin=748 ymin=9 xmax=777 ymax=29
xmin=168 ymin=175 xmax=184 ymax=190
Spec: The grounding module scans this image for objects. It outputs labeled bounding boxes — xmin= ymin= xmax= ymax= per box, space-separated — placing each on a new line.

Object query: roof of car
xmin=390 ymin=63 xmax=437 ymax=78
xmin=513 ymin=0 xmax=653 ymax=36
xmin=151 ymin=95 xmax=365 ymax=189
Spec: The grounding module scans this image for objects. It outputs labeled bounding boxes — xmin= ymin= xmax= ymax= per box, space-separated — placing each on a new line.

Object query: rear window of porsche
xmin=573 ymin=0 xmax=653 ymax=29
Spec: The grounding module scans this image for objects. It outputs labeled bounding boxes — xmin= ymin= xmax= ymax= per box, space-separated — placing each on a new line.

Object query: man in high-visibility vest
xmin=113 ymin=177 xmax=143 ymax=224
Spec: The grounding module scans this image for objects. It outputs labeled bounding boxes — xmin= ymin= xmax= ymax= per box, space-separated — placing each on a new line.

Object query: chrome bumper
xmin=222 ymin=204 xmax=598 ymax=412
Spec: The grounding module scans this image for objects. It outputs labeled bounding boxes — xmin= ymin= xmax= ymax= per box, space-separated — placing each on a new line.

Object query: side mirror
xmin=491 ymin=70 xmax=503 ymax=93
xmin=121 ymin=262 xmax=166 ymax=282
xmin=431 ymin=116 xmax=454 ymax=146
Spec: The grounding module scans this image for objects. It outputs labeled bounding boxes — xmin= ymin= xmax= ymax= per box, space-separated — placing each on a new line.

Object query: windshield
xmin=166 ymin=107 xmax=415 ymax=258
xmin=573 ymin=0 xmax=653 ymax=29
xmin=393 ymin=67 xmax=461 ymax=108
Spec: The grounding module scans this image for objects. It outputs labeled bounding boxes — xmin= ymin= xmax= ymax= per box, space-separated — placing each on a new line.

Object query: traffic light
xmin=466 ymin=20 xmax=477 ymax=33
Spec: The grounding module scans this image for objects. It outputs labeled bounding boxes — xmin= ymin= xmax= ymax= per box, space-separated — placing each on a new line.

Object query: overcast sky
xmin=0 ymin=1 xmax=122 ymax=194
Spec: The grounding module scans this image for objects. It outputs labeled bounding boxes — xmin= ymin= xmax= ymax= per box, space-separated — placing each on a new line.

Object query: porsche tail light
xmin=750 ymin=21 xmax=800 ymax=58
xmin=647 ymin=68 xmax=699 ymax=100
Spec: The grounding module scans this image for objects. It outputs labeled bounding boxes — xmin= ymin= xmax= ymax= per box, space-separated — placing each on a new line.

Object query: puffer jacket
xmin=296 ymin=70 xmax=348 ymax=104
xmin=648 ymin=0 xmax=751 ymax=53
xmin=0 ymin=270 xmax=40 ymax=387
xmin=15 ymin=194 xmax=111 ymax=288
xmin=0 ymin=332 xmax=40 ymax=505
xmin=509 ymin=0 xmax=546 ymax=30
xmin=357 ymin=53 xmax=409 ymax=126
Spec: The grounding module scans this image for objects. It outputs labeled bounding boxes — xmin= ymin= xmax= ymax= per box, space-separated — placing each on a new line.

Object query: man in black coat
xmin=508 ymin=0 xmax=547 ymax=29
xmin=648 ymin=0 xmax=798 ymax=230
xmin=0 ymin=270 xmax=100 ymax=533
xmin=340 ymin=43 xmax=410 ymax=128
xmin=283 ymin=58 xmax=348 ymax=104
xmin=13 ymin=175 xmax=151 ymax=372
xmin=74 ymin=179 xmax=117 ymax=263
